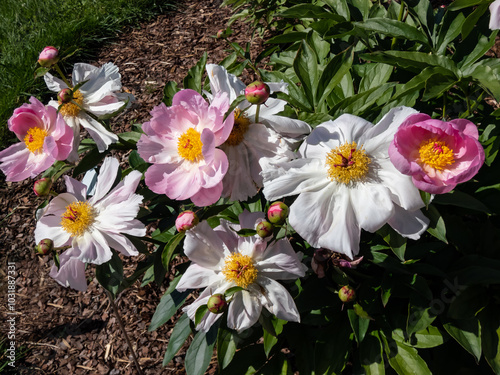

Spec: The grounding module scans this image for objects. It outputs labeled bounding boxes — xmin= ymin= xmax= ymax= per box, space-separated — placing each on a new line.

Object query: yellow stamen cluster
xmin=24 ymin=127 xmax=48 ymax=153
xmin=222 ymin=252 xmax=258 ymax=289
xmin=59 ymin=89 xmax=84 ymax=117
xmin=60 ymin=201 xmax=96 ymax=237
xmin=325 ymin=141 xmax=371 ymax=184
xmin=418 ymin=139 xmax=455 ymax=170
xmin=177 ymin=128 xmax=204 ymax=162
xmin=225 ymin=108 xmax=250 ymax=146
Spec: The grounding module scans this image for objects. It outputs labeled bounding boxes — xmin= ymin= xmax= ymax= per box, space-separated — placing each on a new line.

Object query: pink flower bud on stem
xmin=216 ymin=29 xmax=225 ymax=39
xmin=207 ymin=294 xmax=228 ymax=314
xmin=256 ymin=220 xmax=273 ymax=238
xmin=58 ymin=88 xmax=73 ymax=104
xmin=38 ymin=46 xmax=59 ymax=67
xmin=267 ymin=201 xmax=289 ymax=225
xmin=245 ymin=81 xmax=270 ymax=105
xmin=35 ymin=239 xmax=54 ymax=255
xmin=175 ymin=210 xmax=199 ymax=232
xmin=338 ymin=285 xmax=356 ymax=303
xmin=33 ymin=177 xmax=53 ymax=197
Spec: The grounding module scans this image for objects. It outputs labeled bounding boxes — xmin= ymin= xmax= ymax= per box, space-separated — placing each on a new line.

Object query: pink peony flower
xmin=389 ymin=114 xmax=485 ymax=194
xmin=137 ymin=89 xmax=234 ymax=207
xmin=0 ymin=97 xmax=73 ymax=182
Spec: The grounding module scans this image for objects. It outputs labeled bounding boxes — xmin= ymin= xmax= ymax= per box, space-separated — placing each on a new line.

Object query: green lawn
xmin=0 ymin=0 xmax=175 ymax=147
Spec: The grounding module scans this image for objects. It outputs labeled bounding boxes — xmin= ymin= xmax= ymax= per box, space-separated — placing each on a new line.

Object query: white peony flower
xmin=262 ymin=107 xmax=430 ymax=260
xmin=35 ymin=157 xmax=146 ymax=290
xmin=176 ymin=210 xmax=306 ymax=333
xmin=205 ymin=64 xmax=302 ymax=201
xmin=44 ymin=63 xmax=134 ymax=161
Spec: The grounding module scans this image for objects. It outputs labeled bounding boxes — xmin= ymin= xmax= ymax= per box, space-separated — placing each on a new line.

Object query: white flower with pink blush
xmin=176 ymin=210 xmax=306 ymax=333
xmin=0 ymin=97 xmax=73 ymax=182
xmin=44 ymin=62 xmax=134 ymax=161
xmin=490 ymin=0 xmax=500 ymax=30
xmin=35 ymin=157 xmax=146 ymax=291
xmin=137 ymin=89 xmax=234 ymax=207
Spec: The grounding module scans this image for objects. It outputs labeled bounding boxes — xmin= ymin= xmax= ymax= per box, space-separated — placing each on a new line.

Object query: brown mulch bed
xmin=0 ymin=0 xmax=266 ymax=374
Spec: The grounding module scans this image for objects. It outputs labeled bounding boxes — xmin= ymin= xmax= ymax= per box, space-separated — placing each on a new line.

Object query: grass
xmin=0 ymin=0 xmax=176 ymax=147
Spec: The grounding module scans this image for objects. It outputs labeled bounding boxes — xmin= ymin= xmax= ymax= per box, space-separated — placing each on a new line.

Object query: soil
xmin=0 ymin=0 xmax=266 ymax=374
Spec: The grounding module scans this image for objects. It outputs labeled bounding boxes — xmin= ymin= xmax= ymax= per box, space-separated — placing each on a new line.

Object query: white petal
xmin=227 ymin=290 xmax=262 ymax=332
xmin=78 ymin=114 xmax=118 ymax=152
xmin=44 ymin=72 xmax=68 ymax=92
xmin=35 ymin=214 xmax=72 ymax=247
xmin=100 ymin=231 xmax=139 ymax=257
xmin=257 ymin=276 xmax=300 ymax=322
xmin=349 ymin=184 xmax=394 ymax=232
xmin=388 ymin=205 xmax=429 ymax=240
xmin=92 ymin=157 xmax=119 ymax=202
xmin=74 ymin=230 xmax=112 ymax=265
xmin=176 ymin=264 xmax=222 ymax=291
xmin=206 ymin=64 xmax=245 ymax=103
xmin=64 ymin=175 xmax=87 ymax=201
xmin=49 ymin=250 xmax=87 ymax=292
xmin=256 ymin=238 xmax=306 ymax=279
xmin=184 ymin=221 xmax=225 ymax=269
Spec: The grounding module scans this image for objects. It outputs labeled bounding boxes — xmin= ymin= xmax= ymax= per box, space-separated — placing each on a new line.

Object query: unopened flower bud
xmin=256 ymin=220 xmax=273 ymax=238
xmin=38 ymin=46 xmax=59 ymax=67
xmin=33 ymin=177 xmax=53 ymax=197
xmin=175 ymin=210 xmax=199 ymax=232
xmin=58 ymin=88 xmax=73 ymax=103
xmin=245 ymin=81 xmax=270 ymax=105
xmin=216 ymin=29 xmax=224 ymax=39
xmin=338 ymin=285 xmax=356 ymax=303
xmin=207 ymin=294 xmax=228 ymax=314
xmin=35 ymin=239 xmax=54 ymax=255
xmin=267 ymin=201 xmax=288 ymax=224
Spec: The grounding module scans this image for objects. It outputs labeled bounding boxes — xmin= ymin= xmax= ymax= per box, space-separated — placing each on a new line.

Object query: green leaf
xmin=407 ymin=299 xmax=436 ymax=337
xmin=447 ymin=0 xmax=489 ymax=11
xmin=163 ymin=81 xmax=179 ymax=106
xmin=149 ymin=276 xmax=190 ymax=331
xmin=263 ymin=318 xmax=286 ymax=357
xmin=185 ymin=323 xmax=219 ymax=375
xmin=466 ymin=63 xmax=500 ymax=101
xmin=223 ymin=94 xmax=246 ymax=121
xmin=331 ymin=83 xmax=396 ymax=117
xmin=278 ymin=4 xmax=345 ymax=21
xmin=447 ymin=287 xmax=488 ymax=320
xmin=233 ymin=228 xmax=257 ymax=237
xmin=293 ymin=40 xmax=318 ymax=109
xmin=354 ymin=303 xmax=374 ymax=320
xmin=360 ymin=331 xmax=385 ymax=374
xmin=359 ymin=63 xmax=393 ymax=93
xmin=354 ymin=18 xmax=429 ymax=46
xmin=316 ymin=47 xmax=354 ymax=108
xmin=217 ymin=327 xmax=237 ymax=369
xmin=95 ymin=251 xmax=124 ymax=298
xmin=436 ymin=11 xmax=465 ymax=54
xmin=163 ymin=314 xmax=191 ymax=366
xmin=128 ymin=150 xmax=147 ymax=170
xmin=161 ymin=232 xmax=185 ymax=271
xmin=195 ymin=305 xmax=209 ymax=326
xmin=380 ymin=226 xmax=407 ymax=261
xmin=183 ymin=52 xmax=208 ymax=93
xmin=265 ymin=31 xmax=308 ymax=44
xmin=260 ymin=70 xmax=313 ymax=112
xmin=118 ymin=131 xmax=142 ymax=145
xmin=432 ymin=190 xmax=491 ymax=214
xmin=425 ymin=205 xmax=448 ymax=243
xmin=348 ymin=308 xmax=370 ymax=344
xmin=34 ymin=66 xmax=50 ymax=78
xmin=448 ymin=255 xmax=500 ymax=285
xmin=443 ymin=318 xmax=482 ymax=361
xmin=393 ymin=326 xmax=445 ymax=348
xmin=461 ymin=3 xmax=489 ymax=39
xmin=381 ymin=333 xmax=432 ymax=375
xmin=314 ymin=321 xmax=352 ymax=374
xmin=72 ymin=148 xmax=108 ymax=177
xmin=224 ymin=286 xmax=244 ymax=298
xmin=479 ymin=307 xmax=500 ymax=373
xmin=360 ymin=51 xmax=458 ymax=74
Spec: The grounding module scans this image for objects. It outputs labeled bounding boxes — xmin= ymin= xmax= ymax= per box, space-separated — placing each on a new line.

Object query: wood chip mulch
xmin=0 ymin=0 xmax=267 ymax=373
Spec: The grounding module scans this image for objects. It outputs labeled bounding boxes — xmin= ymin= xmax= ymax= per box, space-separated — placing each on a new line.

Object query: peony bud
xmin=216 ymin=29 xmax=224 ymax=39
xmin=33 ymin=177 xmax=53 ymax=197
xmin=35 ymin=239 xmax=54 ymax=255
xmin=338 ymin=285 xmax=356 ymax=303
xmin=58 ymin=88 xmax=73 ymax=104
xmin=207 ymin=294 xmax=228 ymax=314
xmin=175 ymin=210 xmax=199 ymax=232
xmin=245 ymin=81 xmax=270 ymax=105
xmin=267 ymin=201 xmax=289 ymax=224
xmin=38 ymin=46 xmax=59 ymax=67
xmin=256 ymin=220 xmax=273 ymax=238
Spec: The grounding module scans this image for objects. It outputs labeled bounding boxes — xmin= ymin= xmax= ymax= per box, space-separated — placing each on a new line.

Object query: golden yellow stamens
xmin=325 ymin=141 xmax=371 ymax=184
xmin=222 ymin=253 xmax=258 ymax=289
xmin=24 ymin=127 xmax=48 ymax=153
xmin=418 ymin=139 xmax=455 ymax=170
xmin=177 ymin=128 xmax=203 ymax=162
xmin=59 ymin=89 xmax=84 ymax=117
xmin=224 ymin=108 xmax=250 ymax=146
xmin=60 ymin=201 xmax=96 ymax=237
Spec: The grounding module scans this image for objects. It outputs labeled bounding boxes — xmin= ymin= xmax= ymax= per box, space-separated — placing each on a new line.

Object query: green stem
xmin=442 ymin=94 xmax=447 ymax=119
xmin=391 ymin=0 xmax=406 ymax=50
xmin=255 ymin=104 xmax=261 ymax=123
xmin=53 ymin=63 xmax=72 ymax=88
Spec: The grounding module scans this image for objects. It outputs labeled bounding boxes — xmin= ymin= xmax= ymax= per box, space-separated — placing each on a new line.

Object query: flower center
xmin=325 ymin=141 xmax=371 ymax=184
xmin=222 ymin=252 xmax=258 ymax=289
xmin=60 ymin=201 xmax=96 ymax=237
xmin=224 ymin=109 xmax=250 ymax=146
xmin=59 ymin=89 xmax=84 ymax=117
xmin=177 ymin=128 xmax=203 ymax=162
xmin=24 ymin=127 xmax=48 ymax=153
xmin=418 ymin=139 xmax=455 ymax=170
